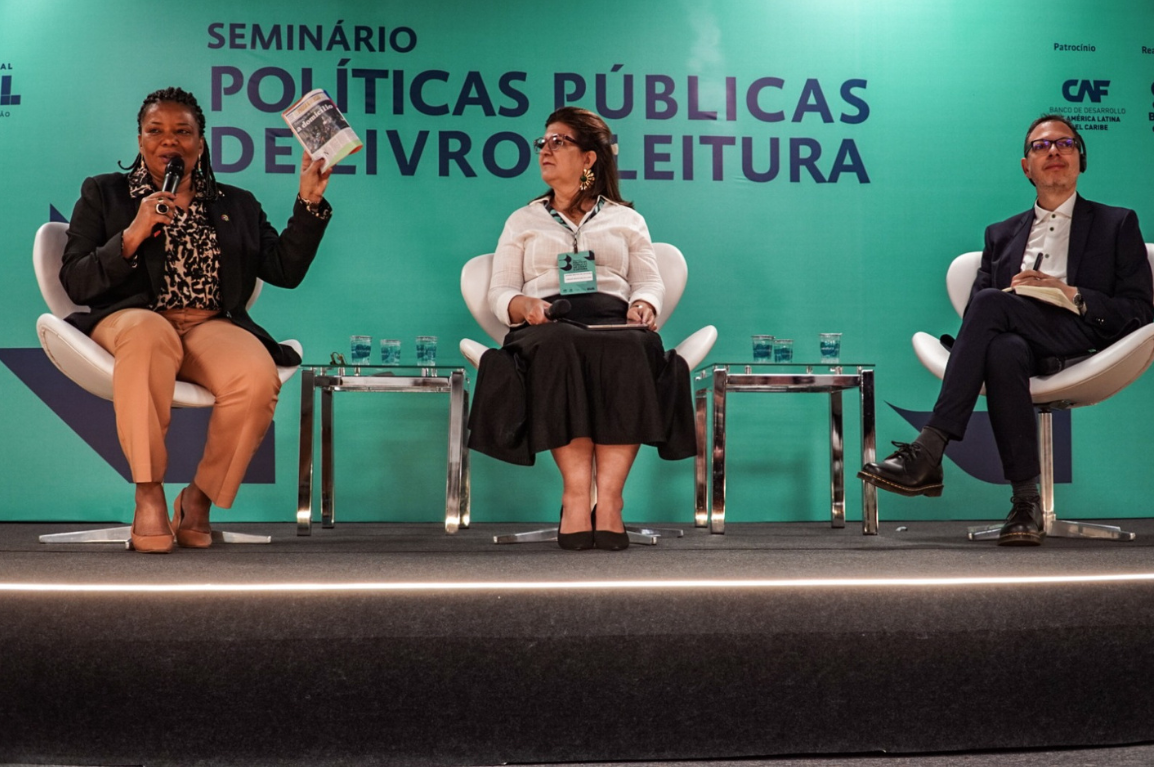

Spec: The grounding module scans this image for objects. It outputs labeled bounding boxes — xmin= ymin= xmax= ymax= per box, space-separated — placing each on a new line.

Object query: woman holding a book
xmin=468 ymin=107 xmax=695 ymax=551
xmin=60 ymin=87 xmax=333 ymax=553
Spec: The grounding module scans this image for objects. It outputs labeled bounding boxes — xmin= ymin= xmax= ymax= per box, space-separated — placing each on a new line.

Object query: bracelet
xmin=297 ymin=194 xmax=331 ymax=219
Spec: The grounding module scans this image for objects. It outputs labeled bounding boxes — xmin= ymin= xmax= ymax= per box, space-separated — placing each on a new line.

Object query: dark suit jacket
xmin=59 ymin=172 xmax=330 ymax=366
xmin=970 ymin=194 xmax=1153 ymax=343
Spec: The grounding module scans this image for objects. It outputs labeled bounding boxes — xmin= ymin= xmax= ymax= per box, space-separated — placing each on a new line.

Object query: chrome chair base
xmin=966 ymin=411 xmax=1136 ymax=544
xmin=629 ymin=525 xmax=684 ymax=538
xmin=492 ymin=525 xmax=680 ymax=546
xmin=968 ymin=518 xmax=1136 ymax=542
xmin=39 ymin=525 xmax=272 ymax=547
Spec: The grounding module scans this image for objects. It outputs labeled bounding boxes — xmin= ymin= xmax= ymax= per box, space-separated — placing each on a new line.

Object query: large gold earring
xmin=579 ymin=167 xmax=595 ymax=191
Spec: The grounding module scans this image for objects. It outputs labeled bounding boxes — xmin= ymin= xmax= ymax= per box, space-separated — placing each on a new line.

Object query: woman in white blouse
xmin=468 ymin=107 xmax=694 ymax=551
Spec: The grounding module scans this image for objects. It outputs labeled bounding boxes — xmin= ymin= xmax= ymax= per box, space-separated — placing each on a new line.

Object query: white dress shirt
xmin=488 ymin=197 xmax=665 ymax=327
xmin=1021 ymin=191 xmax=1077 ymax=281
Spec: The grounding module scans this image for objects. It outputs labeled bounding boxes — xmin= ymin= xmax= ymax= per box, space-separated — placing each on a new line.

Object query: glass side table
xmin=693 ymin=362 xmax=878 ymax=535
xmin=296 ymin=364 xmax=470 ymax=535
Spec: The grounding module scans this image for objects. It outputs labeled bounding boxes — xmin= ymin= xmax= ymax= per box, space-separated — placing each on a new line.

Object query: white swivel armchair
xmin=33 ymin=221 xmax=303 ymax=546
xmin=911 ymin=246 xmax=1154 ymax=541
xmin=460 ymin=242 xmax=718 ymax=544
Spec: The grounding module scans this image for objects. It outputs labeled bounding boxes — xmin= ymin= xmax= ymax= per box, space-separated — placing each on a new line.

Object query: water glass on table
xmin=773 ymin=338 xmax=793 ymax=363
xmin=752 ymin=335 xmax=774 ymax=363
xmin=350 ymin=335 xmax=372 ymax=366
xmin=380 ymin=338 xmax=401 ymax=365
xmin=819 ymin=333 xmax=842 ymax=364
xmin=416 ymin=335 xmax=438 ymax=366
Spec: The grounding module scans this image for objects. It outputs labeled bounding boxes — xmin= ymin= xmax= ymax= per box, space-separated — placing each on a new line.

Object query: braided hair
xmin=122 ymin=87 xmax=218 ymax=197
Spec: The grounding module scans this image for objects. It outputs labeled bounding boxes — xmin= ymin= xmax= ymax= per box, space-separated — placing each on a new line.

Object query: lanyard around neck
xmin=546 ymin=197 xmax=604 ymax=253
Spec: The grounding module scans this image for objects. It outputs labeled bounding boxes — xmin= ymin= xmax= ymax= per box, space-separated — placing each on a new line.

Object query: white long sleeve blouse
xmin=487 ymin=196 xmax=665 ymax=327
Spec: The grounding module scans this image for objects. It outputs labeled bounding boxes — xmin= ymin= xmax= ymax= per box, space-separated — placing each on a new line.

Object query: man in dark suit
xmin=858 ymin=114 xmax=1153 ymax=545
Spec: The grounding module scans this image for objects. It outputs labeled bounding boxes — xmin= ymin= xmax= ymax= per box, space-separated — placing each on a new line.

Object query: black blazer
xmin=60 ymin=172 xmax=330 ymax=366
xmin=970 ymin=194 xmax=1153 ymax=342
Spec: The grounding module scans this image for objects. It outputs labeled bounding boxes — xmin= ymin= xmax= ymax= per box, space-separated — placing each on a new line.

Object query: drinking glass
xmin=819 ymin=333 xmax=842 ymax=364
xmin=752 ymin=335 xmax=774 ymax=363
xmin=380 ymin=338 xmax=401 ymax=365
xmin=416 ymin=335 xmax=438 ymax=366
xmin=350 ymin=335 xmax=372 ymax=366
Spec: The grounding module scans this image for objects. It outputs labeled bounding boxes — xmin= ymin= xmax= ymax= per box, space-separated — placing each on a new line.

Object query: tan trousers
xmin=91 ymin=308 xmax=281 ymax=508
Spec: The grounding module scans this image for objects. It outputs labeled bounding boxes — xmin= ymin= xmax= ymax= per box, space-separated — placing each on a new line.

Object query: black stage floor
xmin=3 ymin=520 xmax=1154 ymax=766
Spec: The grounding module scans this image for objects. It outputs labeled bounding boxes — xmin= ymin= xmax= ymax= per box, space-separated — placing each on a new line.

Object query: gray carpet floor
xmin=8 ymin=743 xmax=1154 ymax=765
xmin=3 ymin=521 xmax=1153 ymax=766
xmin=516 ymin=743 xmax=1154 ymax=765
xmin=5 ymin=518 xmax=1154 ymax=584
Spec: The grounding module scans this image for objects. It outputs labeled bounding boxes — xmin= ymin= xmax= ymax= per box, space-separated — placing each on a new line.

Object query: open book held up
xmin=281 ymin=89 xmax=363 ymax=170
xmin=1004 ymin=284 xmax=1079 ymax=313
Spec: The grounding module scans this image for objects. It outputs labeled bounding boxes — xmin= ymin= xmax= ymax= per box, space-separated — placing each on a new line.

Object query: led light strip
xmin=2 ymin=573 xmax=1154 ymax=593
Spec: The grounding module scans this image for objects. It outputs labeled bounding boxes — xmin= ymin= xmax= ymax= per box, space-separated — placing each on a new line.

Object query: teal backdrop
xmin=2 ymin=0 xmax=1153 ymax=525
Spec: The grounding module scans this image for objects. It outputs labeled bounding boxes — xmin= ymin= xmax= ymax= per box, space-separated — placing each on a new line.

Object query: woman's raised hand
xmin=299 ymin=152 xmax=333 ymax=202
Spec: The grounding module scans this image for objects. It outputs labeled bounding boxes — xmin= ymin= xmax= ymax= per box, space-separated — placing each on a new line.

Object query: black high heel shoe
xmin=593 ymin=504 xmax=630 ymax=551
xmin=557 ymin=506 xmax=594 ymax=551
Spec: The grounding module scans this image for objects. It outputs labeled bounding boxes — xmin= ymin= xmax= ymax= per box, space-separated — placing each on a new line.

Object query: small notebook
xmin=1004 ymin=285 xmax=1078 ymax=314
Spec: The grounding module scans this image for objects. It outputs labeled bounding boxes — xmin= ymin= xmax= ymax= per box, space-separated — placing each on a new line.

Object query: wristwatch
xmin=1072 ymin=290 xmax=1086 ymax=316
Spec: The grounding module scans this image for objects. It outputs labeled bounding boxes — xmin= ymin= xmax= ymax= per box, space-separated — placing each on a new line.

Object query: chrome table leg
xmin=460 ymin=388 xmax=472 ymax=529
xmin=320 ymin=386 xmax=335 ymax=529
xmin=296 ymin=368 xmax=315 ymax=536
xmin=859 ymin=367 xmax=878 ymax=535
xmin=444 ymin=370 xmax=467 ymax=533
xmin=710 ymin=367 xmax=729 ymax=534
xmin=694 ymin=387 xmax=709 ymax=528
xmin=829 ymin=389 xmax=846 ymax=529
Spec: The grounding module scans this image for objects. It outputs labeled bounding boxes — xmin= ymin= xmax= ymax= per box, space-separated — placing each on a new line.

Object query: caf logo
xmin=1063 ymin=79 xmax=1110 ymax=103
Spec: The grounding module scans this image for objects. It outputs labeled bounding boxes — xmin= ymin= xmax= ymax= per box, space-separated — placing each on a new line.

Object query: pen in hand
xmin=1007 ymin=253 xmax=1047 ymax=293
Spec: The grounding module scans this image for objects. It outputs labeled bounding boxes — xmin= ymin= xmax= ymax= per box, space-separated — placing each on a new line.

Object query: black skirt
xmin=467 ymin=293 xmax=696 ymax=466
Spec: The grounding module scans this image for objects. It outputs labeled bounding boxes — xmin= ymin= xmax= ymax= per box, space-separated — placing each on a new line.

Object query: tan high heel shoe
xmin=130 ymin=508 xmax=175 ymax=554
xmin=172 ymin=489 xmax=213 ymax=549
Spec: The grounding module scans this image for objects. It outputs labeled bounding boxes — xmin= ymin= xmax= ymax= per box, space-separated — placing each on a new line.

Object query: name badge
xmin=558 ymin=250 xmax=598 ymax=295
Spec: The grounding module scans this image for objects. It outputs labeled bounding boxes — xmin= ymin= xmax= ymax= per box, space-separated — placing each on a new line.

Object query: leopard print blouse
xmin=128 ymin=163 xmax=222 ymax=312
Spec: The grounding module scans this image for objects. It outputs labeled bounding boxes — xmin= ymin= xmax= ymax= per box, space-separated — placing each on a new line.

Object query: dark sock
xmin=913 ymin=426 xmax=948 ymax=463
xmin=1011 ymin=477 xmax=1040 ymax=499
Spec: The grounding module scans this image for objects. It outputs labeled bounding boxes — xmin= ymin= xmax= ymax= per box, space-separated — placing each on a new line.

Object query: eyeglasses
xmin=533 ymin=134 xmax=580 ymax=153
xmin=1028 ymin=137 xmax=1079 ymax=154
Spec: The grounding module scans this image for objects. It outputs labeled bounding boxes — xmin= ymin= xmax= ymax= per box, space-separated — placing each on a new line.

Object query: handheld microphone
xmin=544 ymin=298 xmax=571 ymax=320
xmin=161 ymin=156 xmax=184 ymax=196
xmin=152 ymin=157 xmax=184 ymax=236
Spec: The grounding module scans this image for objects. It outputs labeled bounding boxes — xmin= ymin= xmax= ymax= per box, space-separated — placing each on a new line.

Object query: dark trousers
xmin=926 ymin=288 xmax=1101 ymax=482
